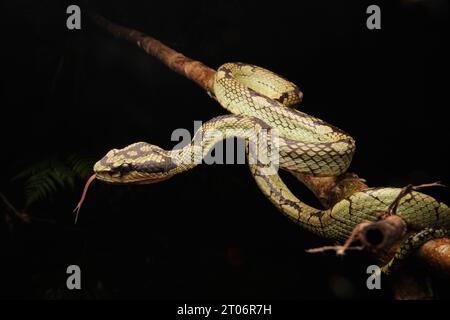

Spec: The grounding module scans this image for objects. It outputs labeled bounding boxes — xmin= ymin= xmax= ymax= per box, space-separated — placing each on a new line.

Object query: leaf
xmin=13 ymin=152 xmax=97 ymax=207
xmin=66 ymin=153 xmax=96 ymax=179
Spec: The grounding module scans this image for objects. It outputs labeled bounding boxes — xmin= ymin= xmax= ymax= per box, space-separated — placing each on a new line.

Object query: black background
xmin=1 ymin=0 xmax=449 ymax=299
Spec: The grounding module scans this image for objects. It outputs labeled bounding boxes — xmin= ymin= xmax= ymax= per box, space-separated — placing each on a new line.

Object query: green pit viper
xmin=76 ymin=62 xmax=450 ymax=272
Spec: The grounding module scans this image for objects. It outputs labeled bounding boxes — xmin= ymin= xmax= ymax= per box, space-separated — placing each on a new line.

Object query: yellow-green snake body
xmin=93 ymin=63 xmax=450 ymax=267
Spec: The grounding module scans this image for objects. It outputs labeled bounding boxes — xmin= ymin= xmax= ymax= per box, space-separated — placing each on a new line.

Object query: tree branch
xmin=90 ymin=13 xmax=216 ymax=96
xmin=0 ymin=191 xmax=30 ymax=223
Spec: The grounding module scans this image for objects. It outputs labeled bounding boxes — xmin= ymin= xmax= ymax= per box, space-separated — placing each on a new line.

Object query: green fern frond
xmin=23 ymin=164 xmax=62 ymax=206
xmin=24 ymin=168 xmax=59 ymax=205
xmin=12 ymin=159 xmax=56 ymax=181
xmin=66 ymin=153 xmax=96 ymax=179
xmin=13 ymin=153 xmax=97 ymax=207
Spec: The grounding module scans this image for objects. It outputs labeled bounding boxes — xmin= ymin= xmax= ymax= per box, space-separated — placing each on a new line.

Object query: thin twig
xmin=388 ymin=181 xmax=446 ymax=215
xmin=0 ymin=191 xmax=28 ymax=222
xmin=306 ymin=245 xmax=365 ymax=254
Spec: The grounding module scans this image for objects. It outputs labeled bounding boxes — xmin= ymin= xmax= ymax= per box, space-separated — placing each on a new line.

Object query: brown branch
xmin=305 ymin=216 xmax=407 ymax=262
xmin=417 ymin=239 xmax=450 ymax=277
xmin=90 ymin=13 xmax=216 ymax=96
xmin=0 ymin=191 xmax=63 ymax=226
xmin=89 ymin=13 xmax=450 ymax=287
xmin=290 ymin=172 xmax=368 ymax=208
xmin=0 ymin=191 xmax=30 ymax=223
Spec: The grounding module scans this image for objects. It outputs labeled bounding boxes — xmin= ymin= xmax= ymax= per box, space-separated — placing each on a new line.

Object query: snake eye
xmin=109 ymin=162 xmax=130 ymax=176
xmin=119 ymin=163 xmax=131 ymax=173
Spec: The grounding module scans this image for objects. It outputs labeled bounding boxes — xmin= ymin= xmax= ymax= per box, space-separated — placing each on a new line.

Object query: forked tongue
xmin=73 ymin=174 xmax=96 ymax=224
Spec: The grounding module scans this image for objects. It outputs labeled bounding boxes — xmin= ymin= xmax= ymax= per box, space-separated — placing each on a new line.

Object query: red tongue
xmin=73 ymin=174 xmax=97 ymax=224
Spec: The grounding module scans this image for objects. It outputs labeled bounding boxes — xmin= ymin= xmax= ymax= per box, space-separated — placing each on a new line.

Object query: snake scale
xmin=87 ymin=62 xmax=450 ymax=271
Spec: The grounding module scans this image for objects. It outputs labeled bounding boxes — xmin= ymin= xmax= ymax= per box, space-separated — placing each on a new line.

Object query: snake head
xmin=94 ymin=142 xmax=177 ymax=184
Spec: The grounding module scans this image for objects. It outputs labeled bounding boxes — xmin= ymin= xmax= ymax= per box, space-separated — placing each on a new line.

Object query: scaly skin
xmin=92 ymin=63 xmax=450 ymax=270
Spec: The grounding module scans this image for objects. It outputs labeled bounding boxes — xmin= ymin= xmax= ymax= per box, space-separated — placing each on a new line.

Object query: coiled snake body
xmin=92 ymin=63 xmax=450 ymax=270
